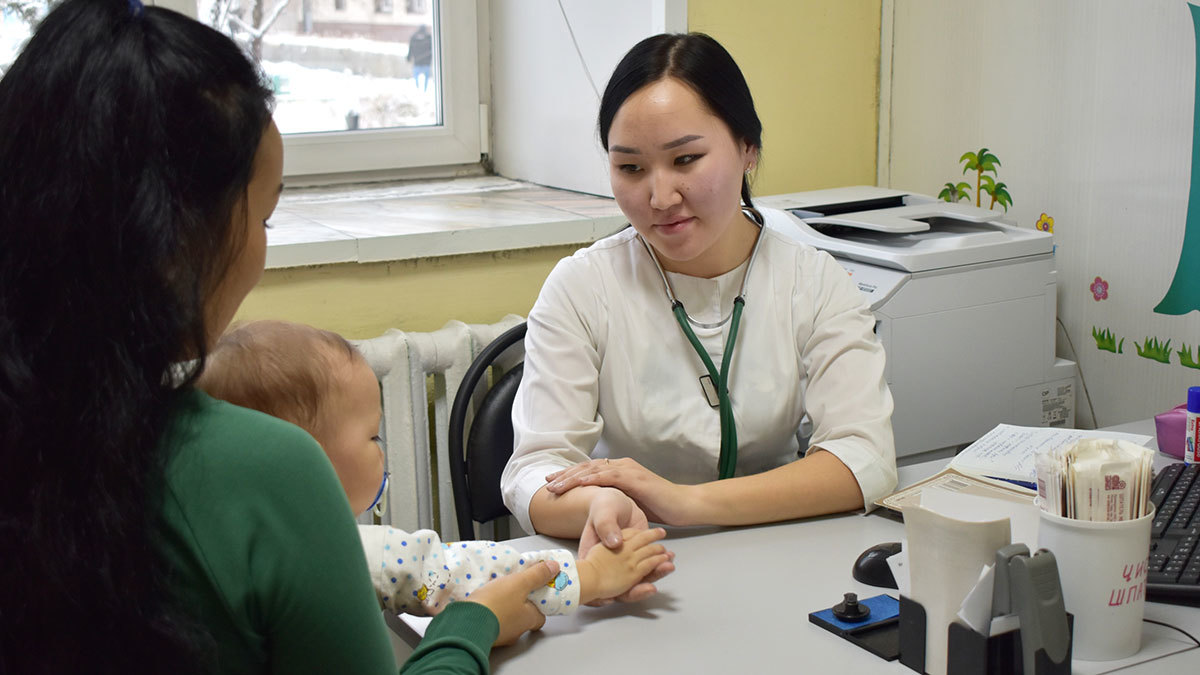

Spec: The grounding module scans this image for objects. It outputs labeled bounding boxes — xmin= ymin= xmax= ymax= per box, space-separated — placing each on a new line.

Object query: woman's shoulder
xmin=560 ymin=226 xmax=640 ymax=266
xmin=544 ymin=226 xmax=642 ymax=288
xmin=167 ymin=388 xmax=329 ymax=478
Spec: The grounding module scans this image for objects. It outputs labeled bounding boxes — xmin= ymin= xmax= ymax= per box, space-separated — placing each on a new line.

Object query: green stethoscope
xmin=638 ymin=208 xmax=765 ymax=480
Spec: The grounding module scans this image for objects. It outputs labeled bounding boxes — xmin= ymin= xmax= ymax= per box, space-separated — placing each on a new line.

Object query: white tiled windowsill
xmin=266 ymin=176 xmax=625 ymax=269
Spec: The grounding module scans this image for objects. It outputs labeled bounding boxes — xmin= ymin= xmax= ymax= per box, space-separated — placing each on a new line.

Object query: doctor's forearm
xmin=527 ymin=484 xmax=608 ymax=538
xmin=685 ymin=450 xmax=864 ymax=526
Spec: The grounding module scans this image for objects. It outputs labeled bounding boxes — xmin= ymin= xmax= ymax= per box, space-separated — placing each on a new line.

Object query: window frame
xmin=158 ymin=0 xmax=481 ymax=178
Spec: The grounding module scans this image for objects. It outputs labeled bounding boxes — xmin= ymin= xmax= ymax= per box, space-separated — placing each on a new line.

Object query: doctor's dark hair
xmin=598 ymin=32 xmax=763 ymax=208
xmin=0 ymin=0 xmax=273 ymax=671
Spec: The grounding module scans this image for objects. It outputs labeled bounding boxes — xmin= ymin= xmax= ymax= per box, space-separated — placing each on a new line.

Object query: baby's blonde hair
xmin=198 ymin=319 xmax=360 ymax=437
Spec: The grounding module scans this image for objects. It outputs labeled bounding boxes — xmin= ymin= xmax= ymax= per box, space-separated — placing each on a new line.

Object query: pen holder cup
xmin=1036 ymin=507 xmax=1153 ymax=661
xmin=898 ymin=596 xmax=1072 ymax=675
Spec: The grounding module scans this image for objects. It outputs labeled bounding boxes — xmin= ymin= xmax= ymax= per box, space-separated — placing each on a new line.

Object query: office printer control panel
xmin=832 ymin=258 xmax=908 ymax=310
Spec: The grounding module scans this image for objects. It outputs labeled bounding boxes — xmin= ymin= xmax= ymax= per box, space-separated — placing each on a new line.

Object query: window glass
xmin=3 ymin=0 xmax=477 ymax=175
xmin=199 ymin=0 xmax=438 ymax=135
xmin=0 ymin=1 xmax=47 ymax=76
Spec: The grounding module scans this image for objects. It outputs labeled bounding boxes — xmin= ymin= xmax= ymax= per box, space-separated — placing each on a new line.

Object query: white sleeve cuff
xmin=810 ymin=438 xmax=898 ymax=512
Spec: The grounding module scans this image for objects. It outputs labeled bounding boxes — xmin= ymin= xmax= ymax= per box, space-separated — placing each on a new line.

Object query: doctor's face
xmin=607 ymin=77 xmax=757 ymax=277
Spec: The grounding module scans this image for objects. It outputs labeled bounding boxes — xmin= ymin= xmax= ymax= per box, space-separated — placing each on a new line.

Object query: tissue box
xmin=1154 ymin=404 xmax=1188 ymax=459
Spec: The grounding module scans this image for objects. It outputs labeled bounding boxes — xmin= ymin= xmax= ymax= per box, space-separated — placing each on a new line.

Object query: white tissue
xmin=904 ymin=504 xmax=1011 ymax=675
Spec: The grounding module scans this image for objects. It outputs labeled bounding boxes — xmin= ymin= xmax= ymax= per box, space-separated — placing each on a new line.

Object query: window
xmin=5 ymin=0 xmax=481 ymax=177
xmin=3 ymin=0 xmax=481 ymax=177
xmin=0 ymin=1 xmax=46 ymax=76
xmin=197 ymin=0 xmax=480 ymax=177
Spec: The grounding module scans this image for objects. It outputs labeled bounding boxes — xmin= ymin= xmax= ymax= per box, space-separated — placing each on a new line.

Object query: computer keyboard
xmin=1147 ymin=462 xmax=1200 ymax=605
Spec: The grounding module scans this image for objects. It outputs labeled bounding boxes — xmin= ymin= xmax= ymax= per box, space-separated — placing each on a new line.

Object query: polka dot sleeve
xmin=358 ymin=526 xmax=581 ymax=616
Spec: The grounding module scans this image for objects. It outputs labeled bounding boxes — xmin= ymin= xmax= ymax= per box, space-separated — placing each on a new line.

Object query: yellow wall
xmin=237 ymin=3 xmax=882 ymax=338
xmin=233 ymin=244 xmax=580 ymax=338
xmin=688 ymin=0 xmax=881 ymax=196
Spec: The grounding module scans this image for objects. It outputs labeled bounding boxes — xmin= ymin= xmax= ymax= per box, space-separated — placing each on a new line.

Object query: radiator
xmin=353 ymin=314 xmax=525 ymax=541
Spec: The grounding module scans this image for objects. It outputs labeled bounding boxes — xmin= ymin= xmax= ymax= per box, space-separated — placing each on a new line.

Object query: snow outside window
xmin=202 ymin=0 xmax=481 ymax=177
xmin=0 ymin=0 xmax=482 ymax=178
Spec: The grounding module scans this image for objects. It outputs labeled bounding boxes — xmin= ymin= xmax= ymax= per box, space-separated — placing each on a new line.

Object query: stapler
xmin=990 ymin=544 xmax=1071 ymax=674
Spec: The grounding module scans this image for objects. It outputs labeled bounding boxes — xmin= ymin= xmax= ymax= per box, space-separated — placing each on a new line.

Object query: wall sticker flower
xmin=1090 ymin=276 xmax=1109 ymax=301
xmin=1036 ymin=213 xmax=1054 ymax=233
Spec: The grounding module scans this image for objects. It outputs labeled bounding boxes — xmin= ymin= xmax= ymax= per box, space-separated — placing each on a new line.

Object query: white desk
xmin=389 ymin=421 xmax=1200 ymax=673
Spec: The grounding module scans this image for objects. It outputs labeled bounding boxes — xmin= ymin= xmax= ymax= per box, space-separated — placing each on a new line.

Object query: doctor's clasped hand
xmin=547 ymin=457 xmax=695 ymax=525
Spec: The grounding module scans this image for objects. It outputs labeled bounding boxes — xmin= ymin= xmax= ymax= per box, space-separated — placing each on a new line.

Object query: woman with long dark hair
xmin=502 ymin=33 xmax=897 ymax=592
xmin=0 ymin=1 xmax=555 ymax=671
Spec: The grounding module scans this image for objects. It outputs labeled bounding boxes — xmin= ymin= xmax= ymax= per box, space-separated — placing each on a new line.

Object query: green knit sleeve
xmin=400 ymin=602 xmax=499 ymax=675
xmin=161 ymin=392 xmax=400 ymax=673
xmin=248 ymin=421 xmax=400 ymax=673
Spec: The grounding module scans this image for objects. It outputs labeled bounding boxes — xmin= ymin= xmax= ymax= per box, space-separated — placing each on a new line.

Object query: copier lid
xmin=758 ymin=186 xmax=1052 ymax=273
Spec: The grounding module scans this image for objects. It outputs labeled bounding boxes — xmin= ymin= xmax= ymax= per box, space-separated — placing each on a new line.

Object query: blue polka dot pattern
xmin=366 ymin=527 xmax=581 ymax=617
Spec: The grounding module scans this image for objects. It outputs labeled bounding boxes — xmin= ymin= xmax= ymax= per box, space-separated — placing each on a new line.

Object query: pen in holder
xmin=898 ymin=545 xmax=1072 ymax=675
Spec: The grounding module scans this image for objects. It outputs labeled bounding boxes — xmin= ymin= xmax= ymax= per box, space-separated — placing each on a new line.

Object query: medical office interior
xmin=211 ymin=0 xmax=1199 ymax=515
xmin=5 ymin=0 xmax=1199 ymax=669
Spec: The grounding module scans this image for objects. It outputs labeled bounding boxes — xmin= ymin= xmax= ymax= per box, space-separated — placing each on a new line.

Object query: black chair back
xmin=448 ymin=322 xmax=527 ymax=538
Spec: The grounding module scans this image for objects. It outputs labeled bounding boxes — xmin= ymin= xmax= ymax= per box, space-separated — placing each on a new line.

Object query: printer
xmin=759 ymin=186 xmax=1078 ymax=459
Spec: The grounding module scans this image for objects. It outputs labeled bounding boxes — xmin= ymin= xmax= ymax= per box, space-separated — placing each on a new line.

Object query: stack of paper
xmin=948 ymin=424 xmax=1152 ymax=489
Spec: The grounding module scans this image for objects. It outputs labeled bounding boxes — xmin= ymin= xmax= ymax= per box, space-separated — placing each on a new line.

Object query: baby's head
xmin=198 ymin=320 xmax=386 ymax=515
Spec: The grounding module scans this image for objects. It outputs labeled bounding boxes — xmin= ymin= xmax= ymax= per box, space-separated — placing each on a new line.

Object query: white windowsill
xmin=266 ymin=176 xmax=625 ymax=269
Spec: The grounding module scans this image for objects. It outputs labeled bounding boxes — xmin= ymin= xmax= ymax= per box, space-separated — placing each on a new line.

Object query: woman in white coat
xmin=501 ymin=33 xmax=897 ymax=602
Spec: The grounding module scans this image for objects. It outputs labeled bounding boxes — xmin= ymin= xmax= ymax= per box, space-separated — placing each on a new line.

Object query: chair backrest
xmin=447 ymin=322 xmax=527 ymax=539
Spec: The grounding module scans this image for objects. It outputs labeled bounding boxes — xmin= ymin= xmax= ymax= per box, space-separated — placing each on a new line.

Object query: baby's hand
xmin=576 ymin=527 xmax=672 ymax=604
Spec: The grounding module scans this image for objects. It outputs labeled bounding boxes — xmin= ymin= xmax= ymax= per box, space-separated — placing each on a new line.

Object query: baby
xmin=198 ymin=320 xmax=669 ymax=616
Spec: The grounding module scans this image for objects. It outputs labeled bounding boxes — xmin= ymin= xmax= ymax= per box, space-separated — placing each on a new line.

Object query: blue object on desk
xmin=811 ymin=594 xmax=899 ymax=632
xmin=985 ymin=475 xmax=1038 ymax=491
xmin=810 ymin=594 xmax=901 ymax=661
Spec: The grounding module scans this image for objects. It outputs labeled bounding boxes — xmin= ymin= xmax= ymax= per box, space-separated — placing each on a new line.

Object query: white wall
xmin=489 ymin=0 xmax=686 ymax=197
xmin=885 ymin=0 xmax=1200 ymax=427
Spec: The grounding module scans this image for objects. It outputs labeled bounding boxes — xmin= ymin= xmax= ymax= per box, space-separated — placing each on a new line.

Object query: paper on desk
xmin=904 ymin=505 xmax=1010 ymax=675
xmin=921 ymin=487 xmax=1040 ymax=549
xmin=887 ymin=548 xmax=910 ymax=598
xmin=920 ymin=489 xmax=1040 ymax=636
xmin=398 ymin=614 xmax=432 ymax=638
xmin=950 ymin=424 xmax=1152 ymax=484
xmin=957 ymin=564 xmax=995 ymax=635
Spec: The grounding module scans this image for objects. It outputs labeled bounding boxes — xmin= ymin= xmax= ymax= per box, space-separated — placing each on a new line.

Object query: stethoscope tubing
xmin=638 ymin=210 xmax=764 ymax=479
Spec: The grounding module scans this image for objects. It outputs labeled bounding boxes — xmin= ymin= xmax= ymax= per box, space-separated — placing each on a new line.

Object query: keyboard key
xmin=1148 ymin=463 xmax=1200 ymax=604
xmin=1152 ymin=517 xmax=1172 ymax=538
xmin=1150 ymin=569 xmax=1182 ymax=584
xmin=1152 ymin=464 xmax=1182 ymax=499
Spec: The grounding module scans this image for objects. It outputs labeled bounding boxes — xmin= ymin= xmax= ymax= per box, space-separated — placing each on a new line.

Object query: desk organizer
xmin=897 ymin=597 xmax=1073 ymax=675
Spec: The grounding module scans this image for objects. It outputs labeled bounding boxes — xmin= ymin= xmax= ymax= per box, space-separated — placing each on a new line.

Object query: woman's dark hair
xmin=0 ymin=0 xmax=273 ymax=671
xmin=598 ymin=32 xmax=763 ymax=208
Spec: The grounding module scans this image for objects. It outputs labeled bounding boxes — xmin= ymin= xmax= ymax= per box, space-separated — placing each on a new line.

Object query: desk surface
xmin=391 ymin=421 xmax=1200 ymax=673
